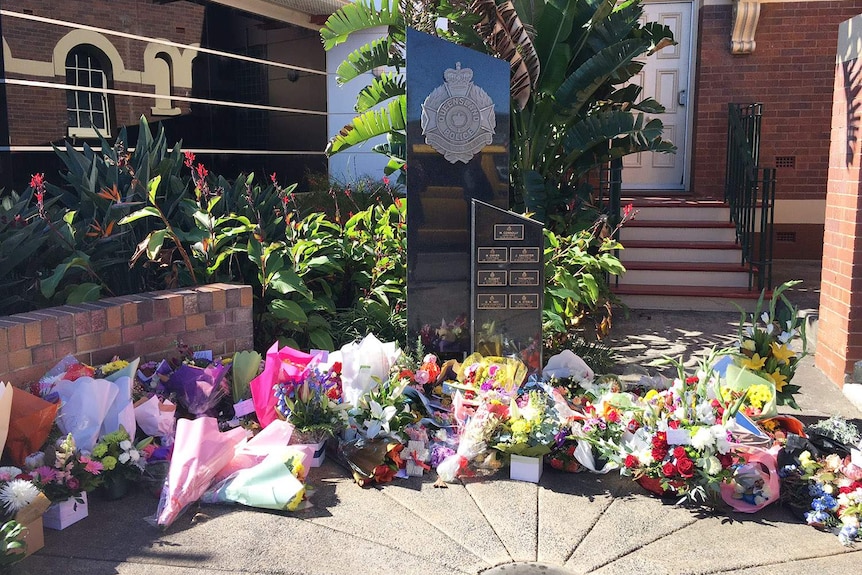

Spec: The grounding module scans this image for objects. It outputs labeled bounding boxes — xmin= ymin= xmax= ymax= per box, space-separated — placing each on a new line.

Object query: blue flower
xmin=838 ymin=525 xmax=858 ymax=546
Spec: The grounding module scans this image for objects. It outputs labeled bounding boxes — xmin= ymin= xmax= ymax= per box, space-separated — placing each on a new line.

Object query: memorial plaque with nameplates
xmin=471 ymin=199 xmax=544 ymax=373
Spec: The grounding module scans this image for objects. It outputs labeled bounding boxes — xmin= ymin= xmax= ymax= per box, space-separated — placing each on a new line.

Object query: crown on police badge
xmin=443 ymin=62 xmax=473 ymax=97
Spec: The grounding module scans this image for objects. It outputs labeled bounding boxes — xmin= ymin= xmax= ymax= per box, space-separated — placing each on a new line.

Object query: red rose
xmin=606 ymin=410 xmax=620 ymax=423
xmin=652 ymin=432 xmax=668 ymax=448
xmin=624 ymin=454 xmax=639 ymax=469
xmin=549 ymin=458 xmax=563 ymax=471
xmin=668 ymin=420 xmax=681 ymax=430
xmin=718 ymin=453 xmax=734 ymax=468
xmin=627 ymin=419 xmax=640 ymax=433
xmin=673 ymin=446 xmax=687 ymax=459
xmin=651 ymin=447 xmax=668 ymax=461
xmin=676 ymin=457 xmax=695 ymax=478
xmin=662 ymin=462 xmax=676 ymax=477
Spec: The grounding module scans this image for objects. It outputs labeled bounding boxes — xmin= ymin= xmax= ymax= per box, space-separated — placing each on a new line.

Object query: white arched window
xmin=65 ymin=46 xmax=111 ymax=138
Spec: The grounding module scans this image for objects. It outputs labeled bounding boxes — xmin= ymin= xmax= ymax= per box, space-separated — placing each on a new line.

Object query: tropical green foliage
xmin=1 ymin=118 xmax=406 ymax=352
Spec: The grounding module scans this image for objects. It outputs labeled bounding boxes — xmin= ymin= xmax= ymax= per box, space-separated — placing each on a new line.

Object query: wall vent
xmin=776 ymin=231 xmax=796 ymax=243
xmin=775 ymin=156 xmax=796 ymax=168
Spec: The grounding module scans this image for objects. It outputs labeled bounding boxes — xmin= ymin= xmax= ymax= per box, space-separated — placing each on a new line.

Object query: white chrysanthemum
xmin=0 ymin=479 xmax=40 ymax=513
xmin=700 ymin=455 xmax=722 ymax=476
xmin=638 ymin=448 xmax=654 ymax=466
xmin=691 ymin=427 xmax=715 ymax=450
xmin=118 ymin=452 xmax=130 ymax=464
xmin=119 ymin=440 xmax=132 ymax=451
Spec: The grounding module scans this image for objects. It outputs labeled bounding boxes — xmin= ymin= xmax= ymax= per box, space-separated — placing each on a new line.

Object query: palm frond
xmin=555 ymin=38 xmax=649 ymax=114
xmin=355 ymin=72 xmax=406 ymax=112
xmin=325 ymin=96 xmax=407 ymax=156
xmin=336 ymin=38 xmax=401 ymax=85
xmin=470 ymin=0 xmax=540 ymax=110
xmin=321 ymin=0 xmax=402 ymax=50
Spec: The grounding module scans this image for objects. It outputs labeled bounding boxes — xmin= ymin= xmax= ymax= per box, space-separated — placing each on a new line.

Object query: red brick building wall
xmin=2 ymin=0 xmax=205 ymax=145
xmin=816 ymin=13 xmax=862 ymax=387
xmin=0 ymin=284 xmax=253 ymax=389
xmin=693 ymin=1 xmax=862 ymax=259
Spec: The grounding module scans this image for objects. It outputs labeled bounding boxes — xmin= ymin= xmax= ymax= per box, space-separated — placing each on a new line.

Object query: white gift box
xmin=510 ymin=454 xmax=543 ymax=483
xmin=43 ymin=492 xmax=88 ymax=530
xmin=291 ymin=440 xmax=327 ymax=467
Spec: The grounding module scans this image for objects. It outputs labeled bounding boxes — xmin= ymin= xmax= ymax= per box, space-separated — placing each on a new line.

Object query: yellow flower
xmin=644 ymin=389 xmax=659 ymax=401
xmin=511 ymin=419 xmax=531 ymax=435
xmin=766 ymin=370 xmax=788 ymax=392
xmin=741 ymin=339 xmax=757 ymax=352
xmin=740 ymin=353 xmax=766 ymax=371
xmin=746 ymin=383 xmax=773 ymax=410
xmin=770 ymin=342 xmax=795 ymax=364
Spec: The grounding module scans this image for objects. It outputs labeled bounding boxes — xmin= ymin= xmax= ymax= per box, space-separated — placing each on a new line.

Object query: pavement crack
xmin=461 ymin=481 xmax=517 ymax=563
xmin=700 ymin=547 xmax=862 ymax=575
xmin=305 ymin=516 xmax=475 ymax=574
xmin=571 ymin=516 xmax=698 ymax=573
xmin=379 ymin=486 xmax=488 ymax=566
xmin=561 ymin=494 xmax=617 ymax=565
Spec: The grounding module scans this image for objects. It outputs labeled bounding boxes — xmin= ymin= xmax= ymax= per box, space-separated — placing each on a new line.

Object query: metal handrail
xmin=726 ymin=103 xmax=774 ymax=290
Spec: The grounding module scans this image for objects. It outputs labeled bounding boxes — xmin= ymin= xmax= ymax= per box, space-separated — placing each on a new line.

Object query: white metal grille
xmin=65 ymin=48 xmax=110 ymax=136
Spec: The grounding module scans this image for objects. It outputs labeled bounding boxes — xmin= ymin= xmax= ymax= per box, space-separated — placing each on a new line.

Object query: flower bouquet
xmin=787 ymin=450 xmax=862 ymax=545
xmin=451 ymin=353 xmax=527 ymax=403
xmin=436 ymin=396 xmax=507 ymax=483
xmin=275 ymin=366 xmax=345 ymax=445
xmin=203 ymin=447 xmax=309 ymax=510
xmin=340 ymin=438 xmax=405 ymax=487
xmin=91 ymin=427 xmax=150 ymax=499
xmin=619 ymin=358 xmax=740 ymax=502
xmin=26 ymin=434 xmax=103 ymax=504
xmin=732 ymin=280 xmax=807 ymax=409
xmin=0 ymin=470 xmax=50 ymax=566
xmin=493 ymin=390 xmax=562 ymax=458
xmin=345 ymin=372 xmax=414 ymax=442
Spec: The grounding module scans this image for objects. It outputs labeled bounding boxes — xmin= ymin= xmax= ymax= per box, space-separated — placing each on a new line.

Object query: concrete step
xmin=619 ymin=240 xmax=741 ymax=264
xmin=614 ymin=284 xmax=764 ymax=311
xmin=632 ymin=198 xmax=730 ymax=222
xmin=621 ymin=220 xmax=737 ymax=242
xmin=619 ymin=262 xmax=751 ymax=288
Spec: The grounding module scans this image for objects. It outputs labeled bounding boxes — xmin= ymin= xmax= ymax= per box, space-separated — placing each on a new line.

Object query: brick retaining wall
xmin=0 ymin=284 xmax=253 ymax=388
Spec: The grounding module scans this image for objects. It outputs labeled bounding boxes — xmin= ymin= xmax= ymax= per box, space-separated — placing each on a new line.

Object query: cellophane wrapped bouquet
xmin=618 ymin=356 xmax=740 ymax=502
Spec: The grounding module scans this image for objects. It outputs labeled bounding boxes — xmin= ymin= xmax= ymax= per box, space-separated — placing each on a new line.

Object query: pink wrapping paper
xmin=156 ymin=417 xmax=247 ymax=527
xmin=249 ymin=343 xmax=322 ymax=428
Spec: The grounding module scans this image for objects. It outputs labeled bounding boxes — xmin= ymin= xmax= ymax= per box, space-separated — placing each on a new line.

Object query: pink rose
xmin=66 ymin=477 xmax=80 ymax=490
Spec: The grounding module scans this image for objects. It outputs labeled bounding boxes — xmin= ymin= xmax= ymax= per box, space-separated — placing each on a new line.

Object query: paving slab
xmin=462 ymin=474 xmax=539 ymax=562
xmin=300 ymin=462 xmax=484 ymax=573
xmin=589 ymin=504 xmax=855 ymax=575
xmin=563 ymin=488 xmax=700 ymax=574
xmin=535 ymin=469 xmax=620 ymax=565
xmin=383 ymin=472 xmax=512 ymax=566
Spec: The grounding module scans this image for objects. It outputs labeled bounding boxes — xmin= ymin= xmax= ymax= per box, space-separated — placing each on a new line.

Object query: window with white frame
xmin=65 ymin=46 xmax=111 ymax=138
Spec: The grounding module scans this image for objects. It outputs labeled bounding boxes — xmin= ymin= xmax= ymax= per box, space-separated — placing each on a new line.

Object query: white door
xmin=622 ymin=1 xmax=693 ymax=191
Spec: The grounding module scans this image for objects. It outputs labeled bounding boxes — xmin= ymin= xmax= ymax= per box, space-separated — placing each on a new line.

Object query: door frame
xmin=626 ymin=0 xmax=699 ymax=193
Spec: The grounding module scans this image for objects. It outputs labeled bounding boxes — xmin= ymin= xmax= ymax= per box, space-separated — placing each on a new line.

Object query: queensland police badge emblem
xmin=421 ymin=62 xmax=496 ymax=164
